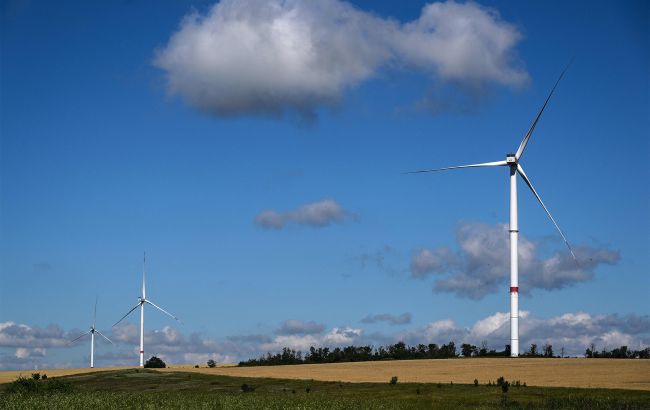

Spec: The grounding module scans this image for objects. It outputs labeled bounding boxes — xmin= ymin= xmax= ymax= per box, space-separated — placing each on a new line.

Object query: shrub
xmin=41 ymin=374 xmax=47 ymax=380
xmin=496 ymin=376 xmax=505 ymax=387
xmin=207 ymin=359 xmax=217 ymax=368
xmin=305 ymin=386 xmax=311 ymax=393
xmin=194 ymin=365 xmax=199 ymax=368
xmin=389 ymin=376 xmax=398 ymax=385
xmin=6 ymin=376 xmax=71 ymax=394
xmin=474 ymin=379 xmax=479 ymax=387
xmin=144 ymin=356 xmax=166 ymax=368
xmin=501 ymin=381 xmax=510 ymax=394
xmin=241 ymin=383 xmax=255 ymax=392
xmin=31 ymin=373 xmax=40 ymax=381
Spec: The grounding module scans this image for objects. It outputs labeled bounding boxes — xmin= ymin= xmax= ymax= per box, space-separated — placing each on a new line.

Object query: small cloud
xmin=33 ymin=262 xmax=52 ymax=271
xmin=276 ymin=320 xmax=325 ymax=335
xmin=255 ymin=199 xmax=352 ymax=229
xmin=361 ymin=313 xmax=412 ymax=326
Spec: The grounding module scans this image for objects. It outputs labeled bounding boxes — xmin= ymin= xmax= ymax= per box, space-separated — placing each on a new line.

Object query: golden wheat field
xmin=4 ymin=358 xmax=647 ymax=391
xmin=165 ymin=358 xmax=650 ymax=391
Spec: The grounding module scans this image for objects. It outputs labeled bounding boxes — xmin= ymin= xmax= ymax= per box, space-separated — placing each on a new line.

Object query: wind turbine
xmin=113 ymin=253 xmax=180 ymax=367
xmin=408 ymin=65 xmax=578 ymax=357
xmin=69 ymin=297 xmax=113 ymax=368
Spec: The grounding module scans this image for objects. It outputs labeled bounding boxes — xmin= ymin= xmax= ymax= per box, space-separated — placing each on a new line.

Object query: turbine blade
xmin=515 ymin=59 xmax=573 ymax=160
xmin=405 ymin=160 xmax=507 ymax=174
xmin=142 ymin=252 xmax=146 ymax=300
xmin=112 ymin=302 xmax=141 ymax=327
xmin=145 ymin=299 xmax=181 ymax=323
xmin=68 ymin=330 xmax=92 ymax=345
xmin=95 ymin=330 xmax=114 ymax=345
xmin=93 ymin=296 xmax=97 ymax=329
xmin=517 ymin=164 xmax=578 ymax=263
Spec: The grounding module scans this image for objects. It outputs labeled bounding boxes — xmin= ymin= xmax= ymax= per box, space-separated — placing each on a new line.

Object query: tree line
xmin=238 ymin=341 xmax=649 ymax=366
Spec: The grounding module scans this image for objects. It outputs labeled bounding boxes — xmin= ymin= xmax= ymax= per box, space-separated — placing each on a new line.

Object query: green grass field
xmin=1 ymin=369 xmax=649 ymax=409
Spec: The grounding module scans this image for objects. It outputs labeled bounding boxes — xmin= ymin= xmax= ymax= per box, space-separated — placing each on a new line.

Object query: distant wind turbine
xmin=113 ymin=253 xmax=180 ymax=367
xmin=69 ymin=297 xmax=113 ymax=368
xmin=407 ymin=64 xmax=578 ymax=357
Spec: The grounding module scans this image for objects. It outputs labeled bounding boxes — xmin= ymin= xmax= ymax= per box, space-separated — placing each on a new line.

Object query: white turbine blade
xmin=515 ymin=60 xmax=573 ymax=160
xmin=68 ymin=330 xmax=92 ymax=345
xmin=95 ymin=330 xmax=114 ymax=345
xmin=112 ymin=302 xmax=141 ymax=327
xmin=517 ymin=164 xmax=578 ymax=263
xmin=93 ymin=296 xmax=97 ymax=329
xmin=142 ymin=252 xmax=146 ymax=300
xmin=406 ymin=160 xmax=507 ymax=174
xmin=145 ymin=299 xmax=181 ymax=323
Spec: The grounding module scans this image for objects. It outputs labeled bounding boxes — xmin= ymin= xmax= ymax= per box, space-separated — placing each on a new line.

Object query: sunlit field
xmin=164 ymin=358 xmax=650 ymax=391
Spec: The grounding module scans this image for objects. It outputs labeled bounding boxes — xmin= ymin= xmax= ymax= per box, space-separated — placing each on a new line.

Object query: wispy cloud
xmin=276 ymin=320 xmax=326 ymax=335
xmin=361 ymin=313 xmax=412 ymax=325
xmin=410 ymin=223 xmax=620 ymax=299
xmin=154 ymin=0 xmax=528 ymax=119
xmin=255 ymin=199 xmax=352 ymax=229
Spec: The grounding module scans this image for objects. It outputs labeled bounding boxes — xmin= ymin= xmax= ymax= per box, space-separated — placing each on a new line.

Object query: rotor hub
xmin=506 ymin=153 xmax=517 ymax=165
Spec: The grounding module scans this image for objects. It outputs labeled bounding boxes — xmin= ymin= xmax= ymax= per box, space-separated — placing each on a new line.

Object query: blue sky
xmin=1 ymin=0 xmax=648 ymax=369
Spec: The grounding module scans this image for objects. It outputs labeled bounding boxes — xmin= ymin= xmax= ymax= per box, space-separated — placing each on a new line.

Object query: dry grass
xmin=2 ymin=358 xmax=648 ymax=391
xmin=163 ymin=358 xmax=650 ymax=391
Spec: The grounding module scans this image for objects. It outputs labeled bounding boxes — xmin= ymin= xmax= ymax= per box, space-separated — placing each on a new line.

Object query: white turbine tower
xmin=113 ymin=253 xmax=180 ymax=367
xmin=408 ymin=65 xmax=578 ymax=357
xmin=69 ymin=297 xmax=113 ymax=368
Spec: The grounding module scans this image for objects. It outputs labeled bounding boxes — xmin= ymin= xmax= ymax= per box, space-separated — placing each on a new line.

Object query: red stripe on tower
xmin=510 ymin=286 xmax=519 ymax=293
xmin=140 ymin=350 xmax=144 ymax=353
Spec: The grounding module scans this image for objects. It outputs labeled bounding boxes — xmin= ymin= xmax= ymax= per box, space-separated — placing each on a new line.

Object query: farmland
xmin=169 ymin=358 xmax=650 ymax=391
xmin=2 ymin=367 xmax=650 ymax=409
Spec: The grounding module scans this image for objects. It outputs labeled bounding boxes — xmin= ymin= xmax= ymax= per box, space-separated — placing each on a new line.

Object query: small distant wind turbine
xmin=69 ymin=297 xmax=113 ymax=368
xmin=113 ymin=253 xmax=180 ymax=367
xmin=407 ymin=64 xmax=578 ymax=357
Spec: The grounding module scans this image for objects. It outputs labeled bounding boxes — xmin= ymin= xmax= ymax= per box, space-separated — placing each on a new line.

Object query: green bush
xmin=6 ymin=376 xmax=72 ymax=394
xmin=240 ymin=383 xmax=255 ymax=393
xmin=207 ymin=359 xmax=217 ymax=368
xmin=474 ymin=378 xmax=479 ymax=387
xmin=389 ymin=376 xmax=398 ymax=385
xmin=144 ymin=356 xmax=166 ymax=368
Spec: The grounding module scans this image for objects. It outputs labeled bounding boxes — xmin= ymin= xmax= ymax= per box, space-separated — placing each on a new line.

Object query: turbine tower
xmin=69 ymin=297 xmax=113 ymax=368
xmin=113 ymin=253 xmax=180 ymax=367
xmin=408 ymin=65 xmax=577 ymax=357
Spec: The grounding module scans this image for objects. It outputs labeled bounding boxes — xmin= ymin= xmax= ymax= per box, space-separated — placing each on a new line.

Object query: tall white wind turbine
xmin=408 ymin=65 xmax=578 ymax=357
xmin=69 ymin=297 xmax=113 ymax=368
xmin=113 ymin=253 xmax=180 ymax=367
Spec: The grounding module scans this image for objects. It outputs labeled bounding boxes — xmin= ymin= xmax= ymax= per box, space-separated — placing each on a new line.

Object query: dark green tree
xmin=144 ymin=356 xmax=166 ymax=368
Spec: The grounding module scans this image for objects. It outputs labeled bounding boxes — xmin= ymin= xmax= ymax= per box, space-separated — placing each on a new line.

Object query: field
xmin=167 ymin=358 xmax=650 ymax=391
xmin=2 ymin=368 xmax=650 ymax=409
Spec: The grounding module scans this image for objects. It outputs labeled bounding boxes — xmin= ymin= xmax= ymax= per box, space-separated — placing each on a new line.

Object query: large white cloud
xmin=154 ymin=0 xmax=528 ymax=118
xmin=411 ymin=223 xmax=620 ymax=299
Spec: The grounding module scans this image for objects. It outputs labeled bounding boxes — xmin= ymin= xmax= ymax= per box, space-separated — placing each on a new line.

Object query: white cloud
xmin=154 ymin=0 xmax=528 ymax=119
xmin=2 ymin=311 xmax=648 ymax=369
xmin=0 ymin=321 xmax=69 ymax=348
xmin=255 ymin=199 xmax=351 ymax=229
xmin=411 ymin=223 xmax=620 ymax=299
